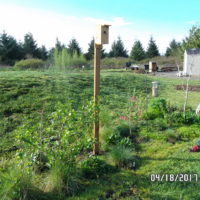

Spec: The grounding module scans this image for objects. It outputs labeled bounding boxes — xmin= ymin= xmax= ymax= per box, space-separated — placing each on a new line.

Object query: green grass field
xmin=0 ymin=69 xmax=200 ymax=200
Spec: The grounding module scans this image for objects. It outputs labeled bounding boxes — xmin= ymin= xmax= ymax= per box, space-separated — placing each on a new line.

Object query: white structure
xmin=196 ymin=104 xmax=200 ymax=115
xmin=184 ymin=48 xmax=200 ymax=76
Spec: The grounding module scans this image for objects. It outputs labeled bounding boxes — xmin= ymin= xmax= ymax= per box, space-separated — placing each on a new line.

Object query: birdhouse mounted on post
xmin=95 ymin=24 xmax=110 ymax=45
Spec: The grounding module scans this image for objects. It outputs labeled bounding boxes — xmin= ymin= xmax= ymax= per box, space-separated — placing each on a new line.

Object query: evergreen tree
xmin=130 ymin=40 xmax=146 ymax=61
xmin=23 ymin=32 xmax=38 ymax=58
xmin=0 ymin=31 xmax=23 ymax=65
xmin=146 ymin=37 xmax=160 ymax=58
xmin=182 ymin=26 xmax=200 ymax=49
xmin=84 ymin=38 xmax=106 ymax=60
xmin=37 ymin=45 xmax=48 ymax=60
xmin=109 ymin=36 xmax=128 ymax=57
xmin=55 ymin=38 xmax=65 ymax=52
xmin=165 ymin=39 xmax=181 ymax=56
xmin=68 ymin=38 xmax=81 ymax=56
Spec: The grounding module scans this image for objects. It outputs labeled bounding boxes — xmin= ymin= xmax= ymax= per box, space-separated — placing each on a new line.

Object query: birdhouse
xmin=95 ymin=24 xmax=110 ymax=45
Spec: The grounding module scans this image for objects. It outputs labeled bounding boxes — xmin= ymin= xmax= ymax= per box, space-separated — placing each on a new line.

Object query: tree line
xmin=0 ymin=25 xmax=200 ymax=65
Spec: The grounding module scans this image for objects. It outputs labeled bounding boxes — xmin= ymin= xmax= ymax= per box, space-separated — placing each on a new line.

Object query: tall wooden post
xmin=93 ymin=44 xmax=102 ymax=155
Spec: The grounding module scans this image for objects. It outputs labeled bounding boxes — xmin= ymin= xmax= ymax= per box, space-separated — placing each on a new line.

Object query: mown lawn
xmin=0 ymin=70 xmax=200 ymax=200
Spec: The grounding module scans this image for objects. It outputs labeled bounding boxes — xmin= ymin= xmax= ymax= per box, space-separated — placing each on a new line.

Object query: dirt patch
xmin=176 ymin=85 xmax=200 ymax=92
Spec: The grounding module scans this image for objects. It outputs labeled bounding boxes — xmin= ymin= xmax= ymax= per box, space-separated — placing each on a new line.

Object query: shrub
xmin=164 ymin=129 xmax=180 ymax=144
xmin=0 ymin=166 xmax=42 ymax=200
xmin=144 ymin=98 xmax=167 ymax=120
xmin=14 ymin=58 xmax=45 ymax=70
xmin=101 ymin=57 xmax=130 ymax=69
xmin=153 ymin=118 xmax=168 ymax=131
xmin=116 ymin=123 xmax=131 ymax=137
xmin=176 ymin=126 xmax=200 ymax=141
xmin=45 ymin=159 xmax=80 ymax=196
xmin=169 ymin=111 xmax=200 ymax=125
xmin=109 ymin=145 xmax=135 ymax=168
xmin=80 ymin=156 xmax=116 ymax=179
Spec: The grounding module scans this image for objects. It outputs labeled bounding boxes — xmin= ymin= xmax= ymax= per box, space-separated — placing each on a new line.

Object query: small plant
xmin=80 ymin=156 xmax=116 ymax=179
xmin=45 ymin=158 xmax=80 ymax=196
xmin=0 ymin=165 xmax=41 ymax=200
xmin=176 ymin=125 xmax=200 ymax=141
xmin=144 ymin=98 xmax=167 ymax=120
xmin=153 ymin=118 xmax=168 ymax=131
xmin=164 ymin=129 xmax=180 ymax=144
xmin=109 ymin=145 xmax=135 ymax=168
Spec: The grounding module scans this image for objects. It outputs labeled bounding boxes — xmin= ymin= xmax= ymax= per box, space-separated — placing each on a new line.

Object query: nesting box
xmin=95 ymin=24 xmax=110 ymax=45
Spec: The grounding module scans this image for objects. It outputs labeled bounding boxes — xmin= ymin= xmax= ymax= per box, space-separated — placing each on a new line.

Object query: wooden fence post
xmin=93 ymin=43 xmax=102 ymax=155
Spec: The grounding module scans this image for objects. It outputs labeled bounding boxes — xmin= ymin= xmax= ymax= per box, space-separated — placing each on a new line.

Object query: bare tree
xmin=183 ymin=55 xmax=194 ymax=119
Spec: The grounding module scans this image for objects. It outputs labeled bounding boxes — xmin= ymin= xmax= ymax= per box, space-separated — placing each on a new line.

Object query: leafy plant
xmin=164 ymin=129 xmax=180 ymax=144
xmin=144 ymin=98 xmax=167 ymax=120
xmin=80 ymin=156 xmax=116 ymax=179
xmin=176 ymin=126 xmax=200 ymax=141
xmin=15 ymin=100 xmax=94 ymax=169
xmin=153 ymin=118 xmax=168 ymax=131
xmin=44 ymin=158 xmax=80 ymax=196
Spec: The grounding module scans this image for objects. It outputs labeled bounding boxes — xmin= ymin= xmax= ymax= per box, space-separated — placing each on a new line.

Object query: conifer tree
xmin=85 ymin=38 xmax=106 ymax=60
xmin=165 ymin=39 xmax=181 ymax=56
xmin=130 ymin=40 xmax=146 ymax=61
xmin=146 ymin=37 xmax=160 ymax=58
xmin=68 ymin=38 xmax=81 ymax=56
xmin=23 ymin=32 xmax=38 ymax=58
xmin=109 ymin=36 xmax=128 ymax=57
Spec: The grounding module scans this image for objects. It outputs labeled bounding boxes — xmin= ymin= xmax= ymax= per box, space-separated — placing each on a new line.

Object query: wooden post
xmin=93 ymin=43 xmax=102 ymax=155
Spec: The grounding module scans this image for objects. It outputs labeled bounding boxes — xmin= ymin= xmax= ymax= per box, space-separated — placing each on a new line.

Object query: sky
xmin=0 ymin=0 xmax=200 ymax=54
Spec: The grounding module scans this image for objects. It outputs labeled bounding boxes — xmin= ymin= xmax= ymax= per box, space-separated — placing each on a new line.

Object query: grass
xmin=0 ymin=69 xmax=200 ymax=199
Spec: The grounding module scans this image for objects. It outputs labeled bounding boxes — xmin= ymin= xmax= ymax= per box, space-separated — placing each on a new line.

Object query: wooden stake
xmin=93 ymin=43 xmax=102 ymax=155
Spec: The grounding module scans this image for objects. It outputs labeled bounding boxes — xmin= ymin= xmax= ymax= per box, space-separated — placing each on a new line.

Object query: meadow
xmin=0 ymin=69 xmax=200 ymax=200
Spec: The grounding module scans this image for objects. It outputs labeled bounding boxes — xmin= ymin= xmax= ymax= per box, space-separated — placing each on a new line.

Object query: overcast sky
xmin=0 ymin=0 xmax=199 ymax=54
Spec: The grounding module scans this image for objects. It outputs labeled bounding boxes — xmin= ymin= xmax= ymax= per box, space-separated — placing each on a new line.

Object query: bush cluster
xmin=80 ymin=156 xmax=117 ymax=179
xmin=14 ymin=58 xmax=45 ymax=70
xmin=144 ymin=98 xmax=167 ymax=120
xmin=101 ymin=57 xmax=130 ymax=69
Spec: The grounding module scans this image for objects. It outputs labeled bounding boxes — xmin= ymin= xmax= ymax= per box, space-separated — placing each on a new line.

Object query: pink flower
xmin=119 ymin=116 xmax=128 ymax=120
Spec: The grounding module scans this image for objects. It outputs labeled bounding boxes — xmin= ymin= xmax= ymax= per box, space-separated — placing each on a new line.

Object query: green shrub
xmin=80 ymin=156 xmax=116 ymax=179
xmin=153 ymin=118 xmax=168 ymax=131
xmin=168 ymin=111 xmax=200 ymax=125
xmin=0 ymin=166 xmax=42 ymax=200
xmin=14 ymin=59 xmax=45 ymax=70
xmin=45 ymin=159 xmax=80 ymax=196
xmin=164 ymin=129 xmax=180 ymax=143
xmin=176 ymin=125 xmax=200 ymax=141
xmin=116 ymin=123 xmax=131 ymax=137
xmin=118 ymin=137 xmax=133 ymax=148
xmin=109 ymin=145 xmax=135 ymax=168
xmin=144 ymin=98 xmax=167 ymax=120
xmin=101 ymin=57 xmax=130 ymax=69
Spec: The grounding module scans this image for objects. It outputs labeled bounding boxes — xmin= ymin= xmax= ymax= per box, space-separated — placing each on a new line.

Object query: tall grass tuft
xmin=108 ymin=145 xmax=135 ymax=168
xmin=51 ymin=47 xmax=87 ymax=71
xmin=44 ymin=159 xmax=80 ymax=197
